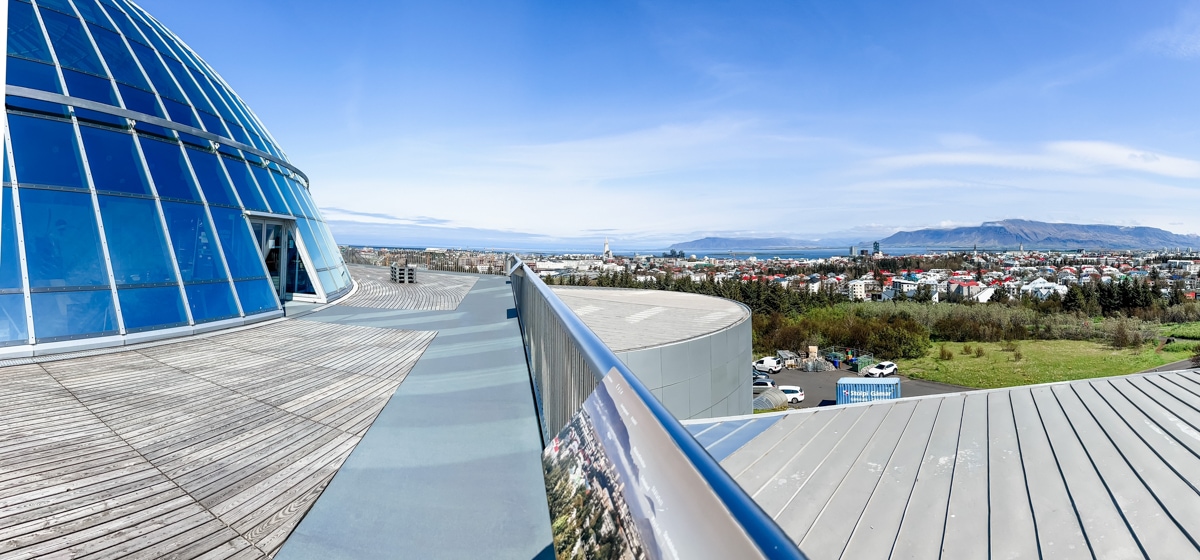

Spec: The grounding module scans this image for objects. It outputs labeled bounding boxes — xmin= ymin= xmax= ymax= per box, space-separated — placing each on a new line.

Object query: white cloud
xmin=872 ymin=141 xmax=1200 ymax=178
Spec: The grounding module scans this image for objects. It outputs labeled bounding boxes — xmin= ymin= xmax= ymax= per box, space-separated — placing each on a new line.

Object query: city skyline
xmin=137 ymin=0 xmax=1200 ymax=247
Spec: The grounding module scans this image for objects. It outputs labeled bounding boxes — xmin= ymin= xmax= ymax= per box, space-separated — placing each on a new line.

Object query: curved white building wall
xmin=550 ymin=287 xmax=752 ymax=420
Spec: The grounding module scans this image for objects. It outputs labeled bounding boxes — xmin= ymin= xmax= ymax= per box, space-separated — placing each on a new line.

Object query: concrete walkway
xmin=276 ymin=274 xmax=553 ymax=559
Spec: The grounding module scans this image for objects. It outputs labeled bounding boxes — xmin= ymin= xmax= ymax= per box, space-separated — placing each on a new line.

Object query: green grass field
xmin=1162 ymin=322 xmax=1200 ymax=340
xmin=897 ymin=340 xmax=1194 ymax=389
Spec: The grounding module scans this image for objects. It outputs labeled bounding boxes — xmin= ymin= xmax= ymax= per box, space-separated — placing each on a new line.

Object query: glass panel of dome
xmin=286 ymin=179 xmax=316 ymax=218
xmin=79 ymin=125 xmax=150 ymax=195
xmin=161 ymin=98 xmax=200 ymax=129
xmin=35 ymin=0 xmax=75 ymax=16
xmin=0 ymin=294 xmax=29 ymax=345
xmin=250 ymin=165 xmax=287 ymax=214
xmin=7 ymin=57 xmax=63 ymax=93
xmin=116 ymin=84 xmax=161 ymax=117
xmin=234 ymin=278 xmax=276 ymax=315
xmin=96 ymin=195 xmax=176 ymax=285
xmin=39 ymin=8 xmax=107 ymax=77
xmin=31 ymin=289 xmax=116 ymax=340
xmin=197 ymin=111 xmax=226 ymax=137
xmin=270 ymin=172 xmax=302 ymax=217
xmin=73 ymin=107 xmax=125 ymax=128
xmin=8 ymin=114 xmax=87 ymax=190
xmin=117 ymin=285 xmax=185 ymax=331
xmin=224 ymin=121 xmax=252 ymax=147
xmin=9 ymin=1 xmax=55 ymax=63
xmin=61 ymin=69 xmax=118 ymax=106
xmin=98 ymin=0 xmax=145 ymax=46
xmin=316 ymin=270 xmax=335 ymax=294
xmin=221 ymin=156 xmax=267 ymax=212
xmin=294 ymin=219 xmax=327 ymax=269
xmin=160 ymin=56 xmax=214 ymax=115
xmin=0 ymin=189 xmax=24 ymax=290
xmin=184 ymin=281 xmax=237 ymax=322
xmin=184 ymin=147 xmax=237 ymax=207
xmin=139 ymin=137 xmax=199 ymax=202
xmin=6 ymin=95 xmax=71 ymax=118
xmin=208 ymin=206 xmax=265 ymax=279
xmin=19 ymin=188 xmax=110 ymax=288
xmin=87 ymin=24 xmax=147 ymax=90
xmin=71 ymin=0 xmax=115 ymax=30
xmin=127 ymin=41 xmax=183 ymax=103
xmin=160 ymin=201 xmax=227 ymax=283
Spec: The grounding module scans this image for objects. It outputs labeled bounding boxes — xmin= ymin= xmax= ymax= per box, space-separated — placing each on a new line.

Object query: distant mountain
xmin=880 ymin=219 xmax=1200 ymax=250
xmin=668 ymin=237 xmax=821 ymax=251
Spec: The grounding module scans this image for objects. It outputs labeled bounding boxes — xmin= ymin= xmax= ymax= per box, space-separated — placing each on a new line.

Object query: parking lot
xmin=766 ymin=366 xmax=970 ymax=409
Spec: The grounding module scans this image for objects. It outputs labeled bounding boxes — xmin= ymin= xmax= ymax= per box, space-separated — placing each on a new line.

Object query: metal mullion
xmin=90 ymin=1 xmax=171 ymax=123
xmin=99 ymin=0 xmax=210 ymax=133
xmin=132 ymin=135 xmax=193 ymax=326
xmin=177 ymin=145 xmax=245 ymax=318
xmin=4 ymin=123 xmax=36 ymax=345
xmin=245 ymin=160 xmax=288 ymax=216
xmin=216 ymin=153 xmax=279 ymax=312
xmin=29 ymin=0 xmax=73 ymax=99
xmin=70 ymin=116 xmax=126 ymax=335
xmin=65 ymin=0 xmax=129 ymax=112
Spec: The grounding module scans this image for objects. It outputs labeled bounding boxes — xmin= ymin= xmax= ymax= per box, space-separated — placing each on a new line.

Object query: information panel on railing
xmin=542 ymin=367 xmax=767 ymax=559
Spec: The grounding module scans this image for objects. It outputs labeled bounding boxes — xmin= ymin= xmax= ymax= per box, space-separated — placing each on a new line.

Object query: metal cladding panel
xmin=710 ymin=369 xmax=1200 ymax=560
xmin=835 ymin=377 xmax=901 ymax=405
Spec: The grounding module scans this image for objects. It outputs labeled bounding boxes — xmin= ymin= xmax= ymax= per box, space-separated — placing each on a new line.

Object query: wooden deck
xmin=338 ymin=265 xmax=477 ymax=310
xmin=0 ymin=319 xmax=435 ymax=559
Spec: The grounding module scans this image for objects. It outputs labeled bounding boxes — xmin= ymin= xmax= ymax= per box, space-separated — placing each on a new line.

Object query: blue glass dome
xmin=1 ymin=0 xmax=351 ymax=350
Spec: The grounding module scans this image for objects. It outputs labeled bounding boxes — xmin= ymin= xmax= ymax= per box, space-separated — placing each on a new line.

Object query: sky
xmin=137 ymin=0 xmax=1200 ymax=250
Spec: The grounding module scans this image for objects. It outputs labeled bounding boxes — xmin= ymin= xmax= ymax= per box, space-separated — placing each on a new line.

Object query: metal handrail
xmin=508 ymin=256 xmax=805 ymax=559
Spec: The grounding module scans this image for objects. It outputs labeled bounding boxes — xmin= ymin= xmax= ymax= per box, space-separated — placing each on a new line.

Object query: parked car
xmin=779 ymin=385 xmax=805 ymax=404
xmin=753 ymin=356 xmax=784 ymax=374
xmin=752 ymin=378 xmax=777 ymax=394
xmin=865 ymin=361 xmax=898 ymax=378
xmin=752 ymin=371 xmax=772 ymax=381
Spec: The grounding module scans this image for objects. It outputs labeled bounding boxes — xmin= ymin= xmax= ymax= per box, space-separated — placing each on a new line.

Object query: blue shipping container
xmin=836 ymin=377 xmax=901 ymax=405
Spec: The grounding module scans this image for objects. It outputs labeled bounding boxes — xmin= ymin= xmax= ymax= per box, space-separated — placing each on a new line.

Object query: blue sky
xmin=139 ymin=0 xmax=1200 ymax=249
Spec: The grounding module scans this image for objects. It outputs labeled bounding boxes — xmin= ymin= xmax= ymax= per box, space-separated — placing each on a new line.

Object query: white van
xmin=753 ymin=357 xmax=783 ymax=374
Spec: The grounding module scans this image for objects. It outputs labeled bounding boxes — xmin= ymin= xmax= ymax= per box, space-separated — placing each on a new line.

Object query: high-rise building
xmin=2 ymin=0 xmax=349 ymax=353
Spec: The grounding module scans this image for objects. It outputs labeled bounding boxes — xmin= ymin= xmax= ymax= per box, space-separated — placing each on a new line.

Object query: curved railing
xmin=508 ymin=256 xmax=805 ymax=560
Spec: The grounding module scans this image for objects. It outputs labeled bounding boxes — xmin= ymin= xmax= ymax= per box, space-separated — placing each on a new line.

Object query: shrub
xmin=961 ymin=344 xmax=973 ymax=355
xmin=1013 ymin=349 xmax=1024 ymax=361
xmin=939 ymin=345 xmax=954 ymax=361
xmin=1001 ymin=341 xmax=1019 ymax=352
xmin=975 ymin=346 xmax=985 ymax=358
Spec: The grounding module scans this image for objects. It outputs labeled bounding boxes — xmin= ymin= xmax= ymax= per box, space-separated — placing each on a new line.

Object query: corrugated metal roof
xmin=701 ymin=369 xmax=1200 ymax=559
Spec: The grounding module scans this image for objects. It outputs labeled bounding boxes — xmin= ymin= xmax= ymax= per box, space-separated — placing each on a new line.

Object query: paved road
xmin=769 ymin=367 xmax=969 ymax=409
xmin=1140 ymin=358 xmax=1198 ymax=374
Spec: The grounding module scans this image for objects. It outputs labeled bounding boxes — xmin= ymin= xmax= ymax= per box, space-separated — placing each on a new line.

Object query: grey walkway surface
xmin=276 ymin=273 xmax=553 ymax=560
xmin=700 ymin=369 xmax=1200 ymax=560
